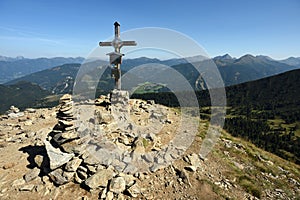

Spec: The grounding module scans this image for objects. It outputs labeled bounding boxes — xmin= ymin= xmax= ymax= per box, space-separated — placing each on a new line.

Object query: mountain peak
xmin=214 ymin=54 xmax=233 ymax=60
xmin=279 ymin=57 xmax=300 ymax=66
xmin=236 ymin=54 xmax=256 ymax=63
xmin=222 ymin=53 xmax=232 ymax=59
xmin=0 ymin=55 xmax=26 ymax=62
xmin=240 ymin=54 xmax=255 ymax=59
xmin=256 ymin=55 xmax=273 ymax=61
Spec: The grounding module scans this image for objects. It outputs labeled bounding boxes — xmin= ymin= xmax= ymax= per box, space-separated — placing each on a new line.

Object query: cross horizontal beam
xmin=99 ymin=41 xmax=137 ymax=47
xmin=99 ymin=42 xmax=112 ymax=46
xmin=122 ymin=41 xmax=137 ymax=46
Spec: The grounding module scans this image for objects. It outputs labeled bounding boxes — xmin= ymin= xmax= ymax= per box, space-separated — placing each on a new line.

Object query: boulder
xmin=24 ymin=167 xmax=40 ymax=182
xmin=44 ymin=140 xmax=74 ymax=170
xmin=127 ymin=183 xmax=140 ymax=198
xmin=65 ymin=157 xmax=82 ymax=172
xmin=84 ymin=168 xmax=114 ymax=189
xmin=109 ymin=177 xmax=126 ymax=194
xmin=49 ymin=168 xmax=69 ymax=185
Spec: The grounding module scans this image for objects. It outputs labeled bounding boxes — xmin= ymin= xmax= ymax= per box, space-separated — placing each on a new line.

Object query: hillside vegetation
xmin=133 ymin=69 xmax=300 ymax=164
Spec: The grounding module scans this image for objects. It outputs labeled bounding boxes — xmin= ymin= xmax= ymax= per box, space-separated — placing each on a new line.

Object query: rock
xmin=42 ymin=175 xmax=52 ymax=185
xmin=275 ymin=188 xmax=284 ymax=193
xmin=25 ymin=108 xmax=36 ymax=113
xmin=154 ymin=156 xmax=165 ymax=164
xmin=109 ymin=177 xmax=126 ymax=194
xmin=95 ymin=95 xmax=110 ymax=107
xmin=184 ymin=153 xmax=201 ymax=168
xmin=19 ymin=184 xmax=35 ymax=191
xmin=84 ymin=168 xmax=114 ymax=189
xmin=122 ymin=156 xmax=132 ymax=163
xmin=49 ymin=168 xmax=69 ymax=185
xmin=100 ymin=187 xmax=107 ymax=199
xmin=116 ymin=193 xmax=125 ymax=200
xmin=165 ymin=119 xmax=172 ymax=124
xmin=34 ymin=155 xmax=44 ymax=168
xmin=65 ymin=157 xmax=82 ymax=172
xmin=24 ymin=167 xmax=40 ymax=182
xmin=60 ymin=139 xmax=83 ymax=154
xmin=142 ymin=153 xmax=154 ymax=163
xmin=2 ymin=162 xmax=16 ymax=169
xmin=127 ymin=183 xmax=140 ymax=198
xmin=77 ymin=169 xmax=88 ymax=180
xmin=24 ymin=120 xmax=33 ymax=126
xmin=131 ymin=137 xmax=145 ymax=160
xmin=123 ymin=163 xmax=138 ymax=174
xmin=25 ymin=131 xmax=36 ymax=138
xmin=175 ymin=168 xmax=191 ymax=186
xmin=86 ymin=165 xmax=97 ymax=174
xmin=8 ymin=112 xmax=24 ymax=118
xmin=8 ymin=105 xmax=20 ymax=113
xmin=83 ymin=151 xmax=104 ymax=166
xmin=119 ymin=173 xmax=136 ymax=187
xmin=58 ymin=119 xmax=73 ymax=127
xmin=61 ymin=131 xmax=78 ymax=140
xmin=147 ymin=100 xmax=155 ymax=105
xmin=150 ymin=112 xmax=165 ymax=121
xmin=44 ymin=140 xmax=74 ymax=170
xmin=74 ymin=172 xmax=83 ymax=184
xmin=184 ymin=166 xmax=197 ymax=172
xmin=62 ymin=171 xmax=75 ymax=182
xmin=233 ymin=161 xmax=244 ymax=170
xmin=150 ymin=163 xmax=165 ymax=173
xmin=95 ymin=112 xmax=114 ymax=124
xmin=60 ymin=94 xmax=72 ymax=102
xmin=106 ymin=191 xmax=114 ymax=200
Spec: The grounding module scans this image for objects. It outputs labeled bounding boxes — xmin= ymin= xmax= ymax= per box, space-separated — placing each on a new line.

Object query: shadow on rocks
xmin=19 ymin=145 xmax=50 ymax=175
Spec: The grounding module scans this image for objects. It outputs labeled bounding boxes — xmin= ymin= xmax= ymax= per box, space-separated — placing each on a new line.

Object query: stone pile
xmin=53 ymin=94 xmax=75 ymax=133
xmin=6 ymin=105 xmax=24 ymax=118
xmin=49 ymin=94 xmax=80 ymax=153
xmin=37 ymin=93 xmax=146 ymax=198
xmin=37 ymin=92 xmax=187 ymax=199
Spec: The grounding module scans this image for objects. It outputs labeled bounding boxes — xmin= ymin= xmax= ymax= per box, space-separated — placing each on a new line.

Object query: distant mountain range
xmin=0 ymin=55 xmax=26 ymax=62
xmin=279 ymin=56 xmax=300 ymax=67
xmin=0 ymin=56 xmax=84 ymax=84
xmin=2 ymin=60 xmax=300 ymax=112
xmin=213 ymin=54 xmax=300 ymax=86
xmin=7 ymin=63 xmax=81 ymax=94
xmin=2 ymin=54 xmax=300 ymax=85
xmin=5 ymin=54 xmax=300 ymax=94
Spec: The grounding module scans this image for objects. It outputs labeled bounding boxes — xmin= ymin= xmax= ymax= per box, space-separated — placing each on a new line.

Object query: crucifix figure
xmin=99 ymin=22 xmax=137 ymax=90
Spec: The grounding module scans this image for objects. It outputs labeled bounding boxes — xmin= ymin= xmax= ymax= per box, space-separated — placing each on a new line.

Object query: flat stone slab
xmin=44 ymin=140 xmax=74 ymax=170
xmin=84 ymin=168 xmax=114 ymax=189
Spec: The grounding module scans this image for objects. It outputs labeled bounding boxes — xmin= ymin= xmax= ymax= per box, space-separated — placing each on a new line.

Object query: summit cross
xmin=99 ymin=21 xmax=137 ymax=90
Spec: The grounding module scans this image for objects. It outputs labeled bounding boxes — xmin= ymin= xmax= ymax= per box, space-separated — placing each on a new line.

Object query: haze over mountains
xmin=3 ymin=54 xmax=300 ymax=95
xmin=0 ymin=56 xmax=84 ymax=84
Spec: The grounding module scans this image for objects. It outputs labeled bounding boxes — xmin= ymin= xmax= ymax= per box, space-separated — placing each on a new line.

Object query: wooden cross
xmin=99 ymin=22 xmax=137 ymax=90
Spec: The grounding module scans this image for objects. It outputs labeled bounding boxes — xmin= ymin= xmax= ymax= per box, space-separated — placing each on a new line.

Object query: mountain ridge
xmin=5 ymin=54 xmax=300 ymax=94
xmin=0 ymin=56 xmax=84 ymax=84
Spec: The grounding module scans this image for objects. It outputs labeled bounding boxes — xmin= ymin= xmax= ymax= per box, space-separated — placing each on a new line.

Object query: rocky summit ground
xmin=0 ymin=95 xmax=299 ymax=200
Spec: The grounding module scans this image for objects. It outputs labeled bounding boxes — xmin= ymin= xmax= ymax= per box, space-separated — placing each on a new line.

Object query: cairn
xmin=6 ymin=105 xmax=24 ymax=118
xmin=40 ymin=93 xmax=181 ymax=199
xmin=50 ymin=94 xmax=79 ymax=153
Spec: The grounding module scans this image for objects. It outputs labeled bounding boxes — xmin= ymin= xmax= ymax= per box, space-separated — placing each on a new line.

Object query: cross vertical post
xmin=99 ymin=22 xmax=137 ymax=90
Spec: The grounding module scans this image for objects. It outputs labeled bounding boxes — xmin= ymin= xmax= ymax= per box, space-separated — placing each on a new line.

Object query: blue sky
xmin=0 ymin=0 xmax=299 ymax=59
